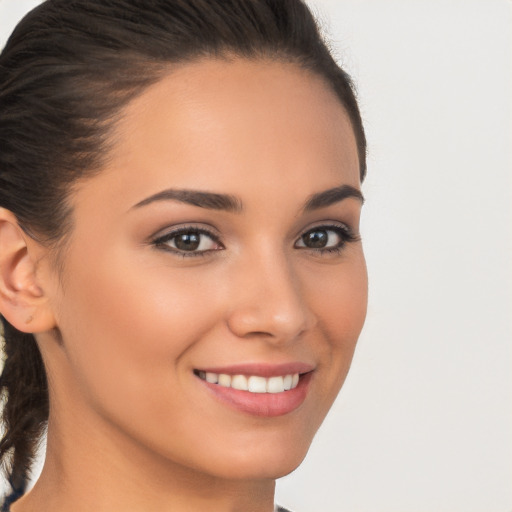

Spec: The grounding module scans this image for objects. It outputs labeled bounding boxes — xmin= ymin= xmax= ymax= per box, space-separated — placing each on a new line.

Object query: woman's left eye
xmin=153 ymin=228 xmax=222 ymax=255
xmin=295 ymin=225 xmax=357 ymax=252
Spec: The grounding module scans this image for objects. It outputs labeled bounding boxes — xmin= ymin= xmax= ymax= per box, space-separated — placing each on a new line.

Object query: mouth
xmin=194 ymin=370 xmax=300 ymax=394
xmin=193 ymin=365 xmax=313 ymax=417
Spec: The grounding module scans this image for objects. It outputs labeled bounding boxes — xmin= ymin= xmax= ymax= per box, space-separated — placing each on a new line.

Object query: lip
xmin=195 ymin=362 xmax=314 ymax=377
xmin=194 ymin=363 xmax=314 ymax=417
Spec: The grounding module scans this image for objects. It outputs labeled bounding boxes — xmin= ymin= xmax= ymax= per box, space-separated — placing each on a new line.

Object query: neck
xmin=13 ymin=414 xmax=276 ymax=512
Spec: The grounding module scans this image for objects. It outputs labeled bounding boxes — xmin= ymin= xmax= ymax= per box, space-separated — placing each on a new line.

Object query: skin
xmin=2 ymin=58 xmax=367 ymax=512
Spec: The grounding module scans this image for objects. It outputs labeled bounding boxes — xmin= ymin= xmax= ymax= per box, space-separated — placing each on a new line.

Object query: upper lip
xmin=194 ymin=362 xmax=314 ymax=377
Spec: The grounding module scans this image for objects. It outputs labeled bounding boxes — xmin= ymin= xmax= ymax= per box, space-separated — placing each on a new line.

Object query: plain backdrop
xmin=1 ymin=1 xmax=511 ymax=511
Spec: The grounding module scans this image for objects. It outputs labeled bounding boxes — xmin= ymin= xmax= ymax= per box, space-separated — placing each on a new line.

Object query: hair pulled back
xmin=0 ymin=0 xmax=366 ymax=505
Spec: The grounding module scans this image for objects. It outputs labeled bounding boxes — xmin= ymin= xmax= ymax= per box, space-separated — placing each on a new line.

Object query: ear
xmin=0 ymin=208 xmax=56 ymax=334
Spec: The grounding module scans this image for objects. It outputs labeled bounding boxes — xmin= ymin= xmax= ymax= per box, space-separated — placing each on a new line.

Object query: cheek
xmin=65 ymin=246 xmax=219 ymax=346
xmin=305 ymin=251 xmax=367 ymax=336
xmin=54 ymin=247 xmax=225 ymax=418
xmin=302 ymin=252 xmax=368 ymax=390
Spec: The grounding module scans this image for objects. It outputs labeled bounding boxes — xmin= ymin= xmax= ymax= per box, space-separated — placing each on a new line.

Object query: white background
xmin=1 ymin=1 xmax=511 ymax=511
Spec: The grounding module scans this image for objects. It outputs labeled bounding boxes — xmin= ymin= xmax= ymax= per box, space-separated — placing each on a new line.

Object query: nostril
xmin=224 ymin=261 xmax=316 ymax=341
xmin=225 ymin=301 xmax=314 ymax=341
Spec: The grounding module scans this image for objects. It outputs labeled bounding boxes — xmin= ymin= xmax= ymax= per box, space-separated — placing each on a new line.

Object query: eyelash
xmin=152 ymin=223 xmax=359 ymax=258
xmin=297 ymin=223 xmax=360 ymax=256
xmin=152 ymin=225 xmax=223 ymax=258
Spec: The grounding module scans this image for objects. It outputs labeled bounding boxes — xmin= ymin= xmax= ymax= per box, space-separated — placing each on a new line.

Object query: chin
xmin=209 ymin=452 xmax=309 ymax=481
xmin=194 ymin=431 xmax=315 ymax=481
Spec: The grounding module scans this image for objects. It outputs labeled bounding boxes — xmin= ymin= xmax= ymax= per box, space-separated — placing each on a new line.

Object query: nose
xmin=225 ymin=251 xmax=316 ymax=343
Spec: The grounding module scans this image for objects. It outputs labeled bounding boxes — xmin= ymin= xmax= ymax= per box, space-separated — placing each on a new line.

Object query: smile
xmin=193 ymin=363 xmax=313 ymax=416
xmin=195 ymin=371 xmax=300 ymax=394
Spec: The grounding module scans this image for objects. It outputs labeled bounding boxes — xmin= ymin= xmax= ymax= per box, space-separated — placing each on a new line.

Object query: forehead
xmin=74 ymin=58 xmax=360 ymax=213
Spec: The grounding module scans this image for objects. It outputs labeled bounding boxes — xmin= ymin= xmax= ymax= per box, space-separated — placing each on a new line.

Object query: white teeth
xmin=205 ymin=372 xmax=218 ymax=384
xmin=218 ymin=374 xmax=231 ymax=387
xmin=248 ymin=376 xmax=267 ymax=393
xmin=231 ymin=374 xmax=248 ymax=391
xmin=197 ymin=371 xmax=301 ymax=393
xmin=267 ymin=376 xmax=285 ymax=394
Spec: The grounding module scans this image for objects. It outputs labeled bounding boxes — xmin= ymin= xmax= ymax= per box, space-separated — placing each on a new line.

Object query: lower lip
xmin=198 ymin=373 xmax=312 ymax=417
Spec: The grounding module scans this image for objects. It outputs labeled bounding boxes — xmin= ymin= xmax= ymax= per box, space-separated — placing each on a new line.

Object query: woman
xmin=0 ymin=0 xmax=367 ymax=510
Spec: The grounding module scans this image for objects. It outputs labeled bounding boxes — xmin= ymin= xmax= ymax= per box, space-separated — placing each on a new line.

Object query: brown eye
xmin=295 ymin=225 xmax=354 ymax=252
xmin=154 ymin=228 xmax=222 ymax=255
xmin=301 ymin=230 xmax=328 ymax=248
xmin=174 ymin=232 xmax=201 ymax=251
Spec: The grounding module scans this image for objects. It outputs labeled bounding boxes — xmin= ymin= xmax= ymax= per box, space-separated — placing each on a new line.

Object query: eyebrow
xmin=131 ymin=184 xmax=363 ymax=213
xmin=303 ymin=185 xmax=364 ymax=211
xmin=132 ymin=188 xmax=243 ymax=213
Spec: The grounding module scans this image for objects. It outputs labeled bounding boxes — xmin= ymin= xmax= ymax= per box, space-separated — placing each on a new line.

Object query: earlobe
xmin=0 ymin=208 xmax=56 ymax=334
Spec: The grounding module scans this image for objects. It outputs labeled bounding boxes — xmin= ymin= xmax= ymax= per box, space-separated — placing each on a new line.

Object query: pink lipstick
xmin=194 ymin=363 xmax=313 ymax=417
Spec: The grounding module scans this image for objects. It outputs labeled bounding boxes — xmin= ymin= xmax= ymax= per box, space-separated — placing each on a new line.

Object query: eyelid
xmin=149 ymin=220 xmax=359 ymax=257
xmin=295 ymin=220 xmax=356 ymax=239
xmin=150 ymin=221 xmax=221 ymax=240
xmin=151 ymin=224 xmax=224 ymax=256
xmin=294 ymin=222 xmax=360 ymax=251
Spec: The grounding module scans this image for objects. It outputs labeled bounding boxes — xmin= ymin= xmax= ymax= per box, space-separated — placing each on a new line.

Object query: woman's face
xmin=40 ymin=59 xmax=367 ymax=481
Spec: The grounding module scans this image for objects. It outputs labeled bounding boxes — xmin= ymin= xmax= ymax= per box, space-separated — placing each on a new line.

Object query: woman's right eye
xmin=153 ymin=228 xmax=223 ymax=256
